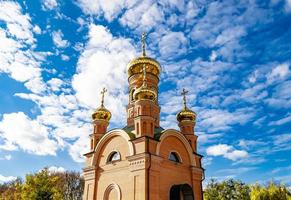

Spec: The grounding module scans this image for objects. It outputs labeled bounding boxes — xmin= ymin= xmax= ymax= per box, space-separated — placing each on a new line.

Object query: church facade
xmin=83 ymin=35 xmax=204 ymax=200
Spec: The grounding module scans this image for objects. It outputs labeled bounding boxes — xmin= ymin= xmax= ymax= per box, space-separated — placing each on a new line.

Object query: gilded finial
xmin=100 ymin=87 xmax=107 ymax=107
xmin=140 ymin=64 xmax=147 ymax=87
xmin=141 ymin=32 xmax=146 ymax=56
xmin=181 ymin=88 xmax=189 ymax=110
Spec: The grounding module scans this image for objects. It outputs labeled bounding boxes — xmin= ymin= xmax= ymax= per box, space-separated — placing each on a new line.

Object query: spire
xmin=141 ymin=32 xmax=146 ymax=57
xmin=100 ymin=87 xmax=107 ymax=107
xmin=181 ymin=88 xmax=188 ymax=110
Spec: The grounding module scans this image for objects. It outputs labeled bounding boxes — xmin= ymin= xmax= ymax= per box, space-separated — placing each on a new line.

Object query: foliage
xmin=204 ymin=179 xmax=250 ymax=200
xmin=21 ymin=168 xmax=63 ymax=200
xmin=0 ymin=168 xmax=84 ymax=200
xmin=204 ymin=179 xmax=291 ymax=200
xmin=0 ymin=178 xmax=22 ymax=200
xmin=56 ymin=171 xmax=84 ymax=200
xmin=250 ymin=182 xmax=291 ymax=200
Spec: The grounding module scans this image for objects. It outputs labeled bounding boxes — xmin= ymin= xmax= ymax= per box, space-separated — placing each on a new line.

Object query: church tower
xmin=83 ymin=33 xmax=204 ymax=200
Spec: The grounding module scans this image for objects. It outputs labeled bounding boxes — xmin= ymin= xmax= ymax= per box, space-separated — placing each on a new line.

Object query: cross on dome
xmin=100 ymin=87 xmax=107 ymax=107
xmin=181 ymin=88 xmax=189 ymax=109
xmin=141 ymin=32 xmax=147 ymax=56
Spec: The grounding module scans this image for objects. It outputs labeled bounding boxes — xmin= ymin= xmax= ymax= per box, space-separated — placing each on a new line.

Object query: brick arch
xmin=103 ymin=183 xmax=121 ymax=200
xmin=91 ymin=129 xmax=135 ymax=166
xmin=156 ymin=129 xmax=196 ymax=166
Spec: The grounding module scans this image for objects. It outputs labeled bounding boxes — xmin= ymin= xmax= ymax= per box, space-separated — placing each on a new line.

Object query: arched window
xmin=168 ymin=152 xmax=181 ymax=163
xmin=107 ymin=151 xmax=121 ymax=163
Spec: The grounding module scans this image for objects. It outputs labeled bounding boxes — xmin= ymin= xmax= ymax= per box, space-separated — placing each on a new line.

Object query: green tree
xmin=21 ymin=168 xmax=63 ymax=200
xmin=250 ymin=182 xmax=291 ymax=200
xmin=204 ymin=179 xmax=251 ymax=200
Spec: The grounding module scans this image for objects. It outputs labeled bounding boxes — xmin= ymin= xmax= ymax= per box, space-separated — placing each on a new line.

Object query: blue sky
xmin=0 ymin=0 xmax=290 ymax=185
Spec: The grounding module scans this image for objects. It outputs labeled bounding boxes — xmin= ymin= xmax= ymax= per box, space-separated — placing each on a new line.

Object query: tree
xmin=204 ymin=179 xmax=251 ymax=200
xmin=250 ymin=182 xmax=291 ymax=200
xmin=0 ymin=178 xmax=22 ymax=200
xmin=57 ymin=171 xmax=84 ymax=200
xmin=21 ymin=168 xmax=63 ymax=200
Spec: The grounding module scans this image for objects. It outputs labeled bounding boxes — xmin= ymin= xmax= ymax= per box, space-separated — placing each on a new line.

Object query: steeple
xmin=176 ymin=88 xmax=198 ymax=151
xmin=90 ymin=88 xmax=111 ymax=150
xmin=126 ymin=33 xmax=161 ymax=137
xmin=141 ymin=32 xmax=146 ymax=57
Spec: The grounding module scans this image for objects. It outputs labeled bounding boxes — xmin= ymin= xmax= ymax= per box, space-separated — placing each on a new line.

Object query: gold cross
xmin=141 ymin=32 xmax=146 ymax=56
xmin=100 ymin=87 xmax=107 ymax=107
xmin=181 ymin=88 xmax=189 ymax=109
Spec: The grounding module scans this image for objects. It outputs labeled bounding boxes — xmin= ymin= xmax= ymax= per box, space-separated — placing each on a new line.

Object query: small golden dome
xmin=133 ymin=86 xmax=157 ymax=101
xmin=127 ymin=56 xmax=161 ymax=78
xmin=176 ymin=108 xmax=196 ymax=122
xmin=92 ymin=106 xmax=111 ymax=122
xmin=133 ymin=64 xmax=157 ymax=101
xmin=92 ymin=88 xmax=111 ymax=122
xmin=176 ymin=88 xmax=196 ymax=122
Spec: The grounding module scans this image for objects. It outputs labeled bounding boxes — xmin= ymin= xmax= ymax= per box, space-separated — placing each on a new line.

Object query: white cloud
xmin=0 ymin=112 xmax=58 ymax=156
xmin=0 ymin=174 xmax=17 ymax=183
xmin=269 ymin=113 xmax=291 ymax=126
xmin=273 ymin=133 xmax=291 ymax=146
xmin=33 ymin=25 xmax=42 ymax=34
xmin=48 ymin=166 xmax=66 ymax=173
xmin=0 ymin=154 xmax=12 ymax=160
xmin=285 ymin=0 xmax=291 ymax=12
xmin=0 ymin=1 xmax=34 ymax=44
xmin=42 ymin=0 xmax=58 ymax=10
xmin=238 ymin=139 xmax=267 ymax=150
xmin=119 ymin=1 xmax=164 ymax=31
xmin=267 ymin=63 xmax=290 ymax=84
xmin=47 ymin=78 xmax=65 ymax=92
xmin=76 ymin=0 xmax=128 ymax=21
xmin=61 ymin=54 xmax=70 ymax=61
xmin=0 ymin=1 xmax=46 ymax=94
xmin=158 ymin=31 xmax=188 ymax=59
xmin=198 ymin=108 xmax=255 ymax=133
xmin=209 ymin=51 xmax=217 ymax=62
xmin=266 ymin=80 xmax=291 ymax=109
xmin=206 ymin=144 xmax=231 ymax=156
xmin=72 ymin=24 xmax=136 ymax=124
xmin=52 ymin=30 xmax=69 ymax=48
xmin=206 ymin=144 xmax=248 ymax=161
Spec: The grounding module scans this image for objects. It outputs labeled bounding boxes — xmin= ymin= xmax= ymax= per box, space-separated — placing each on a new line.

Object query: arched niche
xmin=91 ymin=129 xmax=135 ymax=166
xmin=103 ymin=183 xmax=121 ymax=200
xmin=156 ymin=129 xmax=196 ymax=166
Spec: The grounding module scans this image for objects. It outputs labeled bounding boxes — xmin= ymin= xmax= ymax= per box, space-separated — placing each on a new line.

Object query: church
xmin=82 ymin=34 xmax=204 ymax=200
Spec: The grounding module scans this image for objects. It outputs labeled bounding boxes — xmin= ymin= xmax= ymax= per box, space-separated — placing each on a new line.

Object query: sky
xmin=0 ymin=0 xmax=290 ymax=186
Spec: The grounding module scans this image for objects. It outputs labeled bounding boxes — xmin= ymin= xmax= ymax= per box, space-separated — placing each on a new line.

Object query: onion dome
xmin=127 ymin=56 xmax=161 ymax=78
xmin=176 ymin=108 xmax=196 ymax=122
xmin=176 ymin=88 xmax=196 ymax=122
xmin=92 ymin=88 xmax=111 ymax=122
xmin=133 ymin=65 xmax=157 ymax=101
xmin=127 ymin=32 xmax=161 ymax=78
xmin=92 ymin=106 xmax=111 ymax=122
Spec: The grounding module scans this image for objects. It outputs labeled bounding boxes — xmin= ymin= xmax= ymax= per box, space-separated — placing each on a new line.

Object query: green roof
xmin=122 ymin=126 xmax=165 ymax=141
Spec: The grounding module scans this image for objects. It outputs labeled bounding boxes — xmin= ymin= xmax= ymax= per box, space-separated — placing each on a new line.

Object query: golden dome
xmin=92 ymin=106 xmax=111 ymax=122
xmin=127 ymin=56 xmax=161 ymax=78
xmin=176 ymin=88 xmax=196 ymax=122
xmin=92 ymin=88 xmax=111 ymax=122
xmin=133 ymin=86 xmax=157 ymax=101
xmin=133 ymin=64 xmax=157 ymax=101
xmin=176 ymin=108 xmax=196 ymax=122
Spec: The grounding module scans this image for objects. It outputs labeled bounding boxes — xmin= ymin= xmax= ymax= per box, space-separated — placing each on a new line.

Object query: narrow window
xmin=107 ymin=151 xmax=121 ymax=163
xmin=169 ymin=152 xmax=181 ymax=163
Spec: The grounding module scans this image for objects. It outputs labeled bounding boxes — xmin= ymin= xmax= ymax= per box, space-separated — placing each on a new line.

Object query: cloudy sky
xmin=0 ymin=0 xmax=290 ymax=185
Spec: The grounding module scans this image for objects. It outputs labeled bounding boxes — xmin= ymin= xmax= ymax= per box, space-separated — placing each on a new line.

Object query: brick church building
xmin=82 ymin=34 xmax=204 ymax=200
